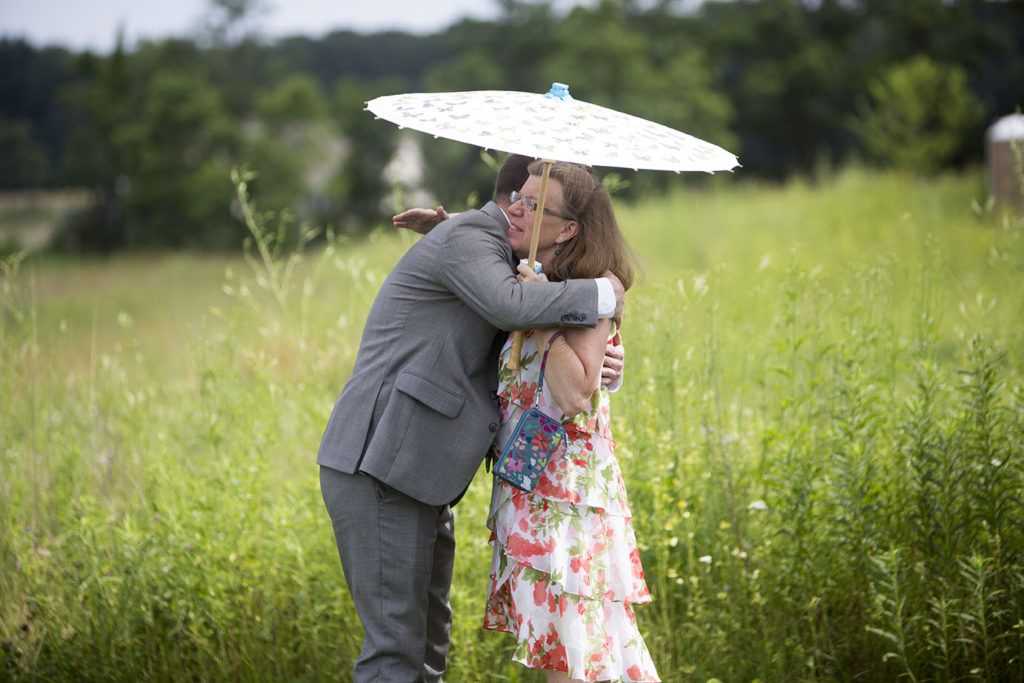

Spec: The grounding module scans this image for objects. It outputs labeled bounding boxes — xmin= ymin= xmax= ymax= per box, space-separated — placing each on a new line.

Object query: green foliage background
xmin=2 ymin=0 xmax=1022 ymax=249
xmin=3 ymin=167 xmax=1022 ymax=681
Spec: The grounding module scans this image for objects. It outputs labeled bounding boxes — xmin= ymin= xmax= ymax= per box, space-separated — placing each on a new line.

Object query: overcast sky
xmin=0 ymin=0 xmax=601 ymax=53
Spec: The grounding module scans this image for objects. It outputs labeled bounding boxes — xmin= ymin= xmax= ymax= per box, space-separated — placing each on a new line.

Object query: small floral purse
xmin=493 ymin=333 xmax=567 ymax=492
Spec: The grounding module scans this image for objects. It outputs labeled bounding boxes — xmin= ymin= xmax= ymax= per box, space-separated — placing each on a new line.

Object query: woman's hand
xmin=515 ymin=263 xmax=548 ymax=283
xmin=601 ymin=332 xmax=624 ymax=388
xmin=393 ymin=206 xmax=450 ymax=235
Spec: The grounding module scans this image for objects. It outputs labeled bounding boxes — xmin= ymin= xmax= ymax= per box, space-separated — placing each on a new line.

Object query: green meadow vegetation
xmin=2 ymin=167 xmax=1022 ymax=681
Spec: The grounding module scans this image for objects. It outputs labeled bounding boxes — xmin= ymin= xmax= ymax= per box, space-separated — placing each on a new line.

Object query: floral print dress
xmin=484 ymin=331 xmax=660 ymax=682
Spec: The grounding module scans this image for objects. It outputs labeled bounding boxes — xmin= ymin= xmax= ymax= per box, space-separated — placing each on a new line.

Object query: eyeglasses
xmin=509 ymin=191 xmax=574 ymax=220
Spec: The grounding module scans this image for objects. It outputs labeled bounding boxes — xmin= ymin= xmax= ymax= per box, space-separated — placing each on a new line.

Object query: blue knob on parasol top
xmin=545 ymin=83 xmax=573 ymax=101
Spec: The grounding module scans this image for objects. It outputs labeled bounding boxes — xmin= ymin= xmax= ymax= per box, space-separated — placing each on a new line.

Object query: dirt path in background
xmin=0 ymin=189 xmax=94 ymax=251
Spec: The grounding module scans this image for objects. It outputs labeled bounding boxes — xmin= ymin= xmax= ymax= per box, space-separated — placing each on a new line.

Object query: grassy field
xmin=2 ymin=166 xmax=1022 ymax=681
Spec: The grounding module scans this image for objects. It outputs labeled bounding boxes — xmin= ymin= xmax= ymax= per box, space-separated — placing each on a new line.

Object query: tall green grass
xmin=2 ymin=167 xmax=1021 ymax=681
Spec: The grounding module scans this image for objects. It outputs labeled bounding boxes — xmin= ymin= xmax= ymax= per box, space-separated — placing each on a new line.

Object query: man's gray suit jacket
xmin=317 ymin=202 xmax=599 ymax=505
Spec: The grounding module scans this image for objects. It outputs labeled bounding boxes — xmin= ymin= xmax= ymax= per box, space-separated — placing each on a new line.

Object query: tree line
xmin=1 ymin=0 xmax=1021 ymax=250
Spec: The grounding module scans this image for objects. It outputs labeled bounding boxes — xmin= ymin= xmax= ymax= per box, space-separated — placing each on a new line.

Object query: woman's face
xmin=505 ymin=175 xmax=578 ymax=263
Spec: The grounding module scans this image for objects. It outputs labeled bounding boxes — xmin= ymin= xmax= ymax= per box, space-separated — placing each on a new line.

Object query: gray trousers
xmin=320 ymin=466 xmax=455 ymax=683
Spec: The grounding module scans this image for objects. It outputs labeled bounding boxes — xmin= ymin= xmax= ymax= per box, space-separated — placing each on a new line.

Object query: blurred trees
xmin=57 ymin=39 xmax=240 ymax=249
xmin=0 ymin=40 xmax=78 ymax=186
xmin=243 ymin=74 xmax=333 ymax=221
xmin=112 ymin=70 xmax=238 ymax=248
xmin=0 ymin=0 xmax=1022 ymax=250
xmin=851 ymin=55 xmax=984 ymax=173
xmin=0 ymin=118 xmax=48 ymax=187
xmin=540 ymin=0 xmax=737 ymax=194
xmin=700 ymin=0 xmax=856 ymax=176
xmin=56 ymin=41 xmax=134 ymax=249
xmin=330 ymin=77 xmax=404 ymax=231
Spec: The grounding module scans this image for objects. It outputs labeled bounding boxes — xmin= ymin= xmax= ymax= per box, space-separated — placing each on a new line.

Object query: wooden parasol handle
xmin=507 ymin=160 xmax=553 ymax=370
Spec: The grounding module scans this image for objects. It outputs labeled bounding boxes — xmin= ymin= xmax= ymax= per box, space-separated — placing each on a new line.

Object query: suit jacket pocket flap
xmin=395 ymin=371 xmax=465 ymax=419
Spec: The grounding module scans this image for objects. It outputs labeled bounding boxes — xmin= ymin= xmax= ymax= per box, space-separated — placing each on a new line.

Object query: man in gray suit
xmin=318 ymin=156 xmax=623 ymax=682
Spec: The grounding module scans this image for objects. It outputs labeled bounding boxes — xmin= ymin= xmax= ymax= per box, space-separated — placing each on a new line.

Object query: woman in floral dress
xmin=485 ymin=161 xmax=660 ymax=683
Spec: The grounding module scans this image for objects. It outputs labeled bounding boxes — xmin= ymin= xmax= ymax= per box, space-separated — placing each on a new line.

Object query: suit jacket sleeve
xmin=436 ymin=206 xmax=600 ymax=330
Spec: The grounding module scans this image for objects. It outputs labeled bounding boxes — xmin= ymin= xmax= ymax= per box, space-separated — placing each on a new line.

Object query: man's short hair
xmin=493 ymin=154 xmax=535 ymax=205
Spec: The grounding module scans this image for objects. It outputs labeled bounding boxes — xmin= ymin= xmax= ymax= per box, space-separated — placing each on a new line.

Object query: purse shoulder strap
xmin=535 ymin=331 xmax=562 ymax=400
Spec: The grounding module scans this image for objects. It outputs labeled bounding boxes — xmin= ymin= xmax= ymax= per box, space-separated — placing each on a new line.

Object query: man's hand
xmin=393 ymin=206 xmax=449 ymax=235
xmin=602 ymin=271 xmax=625 ymax=326
xmin=601 ymin=332 xmax=624 ymax=389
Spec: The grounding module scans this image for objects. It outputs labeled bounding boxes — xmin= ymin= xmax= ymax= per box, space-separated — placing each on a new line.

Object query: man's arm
xmin=435 ymin=212 xmax=603 ymax=331
xmin=398 ymin=203 xmax=623 ymax=327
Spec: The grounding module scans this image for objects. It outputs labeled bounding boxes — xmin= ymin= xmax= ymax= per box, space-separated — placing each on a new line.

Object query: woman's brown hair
xmin=530 ymin=160 xmax=639 ymax=291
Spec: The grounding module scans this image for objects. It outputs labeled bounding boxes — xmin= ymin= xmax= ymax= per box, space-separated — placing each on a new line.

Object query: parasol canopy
xmin=366 ymin=83 xmax=739 ymax=174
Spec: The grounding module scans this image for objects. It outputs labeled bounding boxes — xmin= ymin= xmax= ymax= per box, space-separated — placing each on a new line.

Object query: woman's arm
xmin=514 ymin=263 xmax=616 ymax=416
xmin=534 ymin=321 xmax=611 ymax=417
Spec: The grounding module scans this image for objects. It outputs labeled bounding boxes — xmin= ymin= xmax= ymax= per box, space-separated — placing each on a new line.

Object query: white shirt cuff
xmin=595 ymin=278 xmax=615 ymax=318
